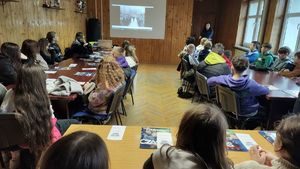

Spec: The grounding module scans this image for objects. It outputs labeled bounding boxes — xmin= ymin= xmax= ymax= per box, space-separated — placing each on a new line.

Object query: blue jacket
xmin=208 ymin=74 xmax=269 ymax=116
xmin=245 ymin=49 xmax=259 ymax=63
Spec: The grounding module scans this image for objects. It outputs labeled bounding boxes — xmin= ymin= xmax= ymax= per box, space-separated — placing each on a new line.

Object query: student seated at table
xmin=207 ymin=55 xmax=269 ymax=117
xmin=21 ymin=39 xmax=49 ymax=70
xmin=88 ymin=56 xmax=125 ymax=117
xmin=197 ymin=43 xmax=231 ymax=78
xmin=46 ymin=31 xmax=63 ymax=62
xmin=70 ymin=32 xmax=93 ymax=58
xmin=0 ymin=42 xmax=21 ymax=86
xmin=251 ymin=43 xmax=274 ymax=70
xmin=235 ymin=114 xmax=300 ymax=169
xmin=0 ymin=64 xmax=61 ymax=168
xmin=143 ymin=104 xmax=233 ymax=169
xmin=270 ymin=46 xmax=293 ymax=72
xmin=245 ymin=41 xmax=261 ymax=63
xmin=279 ymin=52 xmax=300 ymax=78
xmin=111 ymin=46 xmax=135 ymax=79
xmin=196 ymin=37 xmax=208 ymax=52
xmin=39 ymin=131 xmax=109 ymax=169
xmin=122 ymin=40 xmax=139 ymax=64
xmin=197 ymin=40 xmax=212 ymax=62
xmin=38 ymin=38 xmax=56 ymax=65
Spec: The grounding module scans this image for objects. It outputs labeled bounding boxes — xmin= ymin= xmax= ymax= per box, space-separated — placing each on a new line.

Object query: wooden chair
xmin=0 ymin=113 xmax=26 ymax=168
xmin=216 ymin=85 xmax=264 ymax=129
xmin=192 ymin=71 xmax=211 ymax=102
xmin=72 ymin=83 xmax=126 ymax=125
xmin=121 ymin=72 xmax=136 ymax=116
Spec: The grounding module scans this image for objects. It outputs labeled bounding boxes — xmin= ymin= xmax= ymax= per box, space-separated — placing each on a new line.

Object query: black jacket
xmin=40 ymin=51 xmax=55 ymax=65
xmin=197 ymin=61 xmax=231 ymax=78
xmin=70 ymin=40 xmax=93 ymax=58
xmin=201 ymin=28 xmax=213 ymax=39
xmin=0 ymin=56 xmax=17 ymax=86
xmin=48 ymin=43 xmax=63 ymax=62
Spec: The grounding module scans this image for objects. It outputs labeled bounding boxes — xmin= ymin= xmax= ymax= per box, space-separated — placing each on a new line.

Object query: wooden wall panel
xmin=0 ymin=0 xmax=87 ymax=51
xmin=88 ymin=0 xmax=194 ymax=64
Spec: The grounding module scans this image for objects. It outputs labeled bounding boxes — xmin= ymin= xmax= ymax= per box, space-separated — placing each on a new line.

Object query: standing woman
xmin=199 ymin=22 xmax=214 ymax=40
xmin=46 ymin=31 xmax=63 ymax=62
xmin=0 ymin=42 xmax=21 ymax=86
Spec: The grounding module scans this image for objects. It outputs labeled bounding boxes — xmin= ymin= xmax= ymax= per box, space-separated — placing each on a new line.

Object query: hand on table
xmin=249 ymin=145 xmax=277 ymax=166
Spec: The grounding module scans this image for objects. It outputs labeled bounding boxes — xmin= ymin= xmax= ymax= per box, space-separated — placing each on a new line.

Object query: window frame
xmin=242 ymin=0 xmax=267 ymax=47
xmin=280 ymin=0 xmax=300 ymax=53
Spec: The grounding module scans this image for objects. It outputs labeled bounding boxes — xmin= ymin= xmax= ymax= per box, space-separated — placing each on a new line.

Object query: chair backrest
xmin=0 ymin=84 xmax=7 ymax=105
xmin=123 ymin=72 xmax=136 ymax=97
xmin=216 ymin=85 xmax=240 ymax=115
xmin=0 ymin=113 xmax=26 ymax=149
xmin=107 ymin=83 xmax=126 ymax=114
xmin=181 ymin=59 xmax=189 ymax=72
xmin=195 ymin=71 xmax=210 ymax=98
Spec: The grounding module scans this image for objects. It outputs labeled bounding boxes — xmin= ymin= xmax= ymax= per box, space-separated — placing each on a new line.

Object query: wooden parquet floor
xmin=115 ymin=64 xmax=195 ymax=127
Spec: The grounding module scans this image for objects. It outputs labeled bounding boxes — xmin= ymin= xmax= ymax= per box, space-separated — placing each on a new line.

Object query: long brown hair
xmin=40 ymin=131 xmax=109 ymax=169
xmin=14 ymin=64 xmax=52 ymax=159
xmin=276 ymin=114 xmax=300 ymax=167
xmin=95 ymin=56 xmax=125 ymax=89
xmin=175 ymin=104 xmax=232 ymax=169
xmin=21 ymin=39 xmax=39 ymax=65
xmin=0 ymin=42 xmax=21 ymax=70
xmin=38 ymin=38 xmax=50 ymax=56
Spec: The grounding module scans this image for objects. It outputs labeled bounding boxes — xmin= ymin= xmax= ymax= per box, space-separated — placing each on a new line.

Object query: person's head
xmin=38 ymin=38 xmax=50 ymax=55
xmin=95 ymin=55 xmax=125 ymax=89
xmin=14 ymin=64 xmax=52 ymax=157
xmin=46 ymin=31 xmax=57 ymax=43
xmin=185 ymin=36 xmax=196 ymax=46
xmin=186 ymin=44 xmax=195 ymax=55
xmin=200 ymin=38 xmax=208 ymax=45
xmin=75 ymin=32 xmax=85 ymax=43
xmin=205 ymin=22 xmax=211 ymax=30
xmin=0 ymin=42 xmax=21 ymax=68
xmin=261 ymin=43 xmax=272 ymax=53
xmin=212 ymin=43 xmax=225 ymax=55
xmin=249 ymin=41 xmax=261 ymax=51
xmin=121 ymin=40 xmax=131 ymax=49
xmin=231 ymin=55 xmax=249 ymax=74
xmin=176 ymin=104 xmax=231 ymax=169
xmin=223 ymin=50 xmax=232 ymax=60
xmin=275 ymin=114 xmax=300 ymax=167
xmin=39 ymin=131 xmax=109 ymax=169
xmin=293 ymin=52 xmax=300 ymax=65
xmin=277 ymin=46 xmax=291 ymax=60
xmin=111 ymin=46 xmax=125 ymax=57
xmin=21 ymin=39 xmax=39 ymax=64
xmin=203 ymin=41 xmax=212 ymax=50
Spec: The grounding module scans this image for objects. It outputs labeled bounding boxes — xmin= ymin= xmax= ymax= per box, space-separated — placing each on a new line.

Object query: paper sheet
xmin=69 ymin=64 xmax=78 ymax=68
xmin=44 ymin=70 xmax=57 ymax=74
xmin=267 ymin=85 xmax=279 ymax=91
xmin=156 ymin=132 xmax=173 ymax=148
xmin=107 ymin=126 xmax=126 ymax=140
xmin=82 ymin=68 xmax=97 ymax=70
xmin=235 ymin=133 xmax=258 ymax=150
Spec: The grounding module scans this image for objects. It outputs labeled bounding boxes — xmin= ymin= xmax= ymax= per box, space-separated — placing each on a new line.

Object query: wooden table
xmin=47 ymin=58 xmax=98 ymax=117
xmin=64 ymin=125 xmax=275 ymax=169
xmin=244 ymin=69 xmax=299 ymax=128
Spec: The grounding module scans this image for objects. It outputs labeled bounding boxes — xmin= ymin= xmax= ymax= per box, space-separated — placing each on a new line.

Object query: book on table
xmin=259 ymin=131 xmax=276 ymax=144
xmin=226 ymin=130 xmax=257 ymax=152
xmin=140 ymin=127 xmax=173 ymax=149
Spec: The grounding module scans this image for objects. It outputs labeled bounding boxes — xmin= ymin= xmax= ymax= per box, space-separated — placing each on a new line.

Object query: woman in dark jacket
xmin=70 ymin=32 xmax=93 ymax=58
xmin=0 ymin=42 xmax=21 ymax=86
xmin=47 ymin=31 xmax=63 ymax=62
xmin=199 ymin=22 xmax=213 ymax=40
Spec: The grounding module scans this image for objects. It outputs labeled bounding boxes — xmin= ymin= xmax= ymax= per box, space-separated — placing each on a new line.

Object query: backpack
xmin=177 ymin=87 xmax=193 ymax=98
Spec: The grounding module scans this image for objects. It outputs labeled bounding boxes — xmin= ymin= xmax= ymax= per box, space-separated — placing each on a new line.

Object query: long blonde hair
xmin=95 ymin=56 xmax=125 ymax=89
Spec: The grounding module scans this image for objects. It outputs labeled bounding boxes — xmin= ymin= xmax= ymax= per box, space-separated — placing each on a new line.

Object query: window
xmin=280 ymin=0 xmax=300 ymax=52
xmin=242 ymin=0 xmax=265 ymax=46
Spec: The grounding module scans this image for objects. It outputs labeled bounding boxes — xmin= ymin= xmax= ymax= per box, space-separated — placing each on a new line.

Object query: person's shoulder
xmin=235 ymin=160 xmax=271 ymax=169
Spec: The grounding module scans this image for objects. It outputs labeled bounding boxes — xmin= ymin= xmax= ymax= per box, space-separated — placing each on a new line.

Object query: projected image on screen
xmin=110 ymin=0 xmax=166 ymax=39
xmin=112 ymin=5 xmax=152 ymax=31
